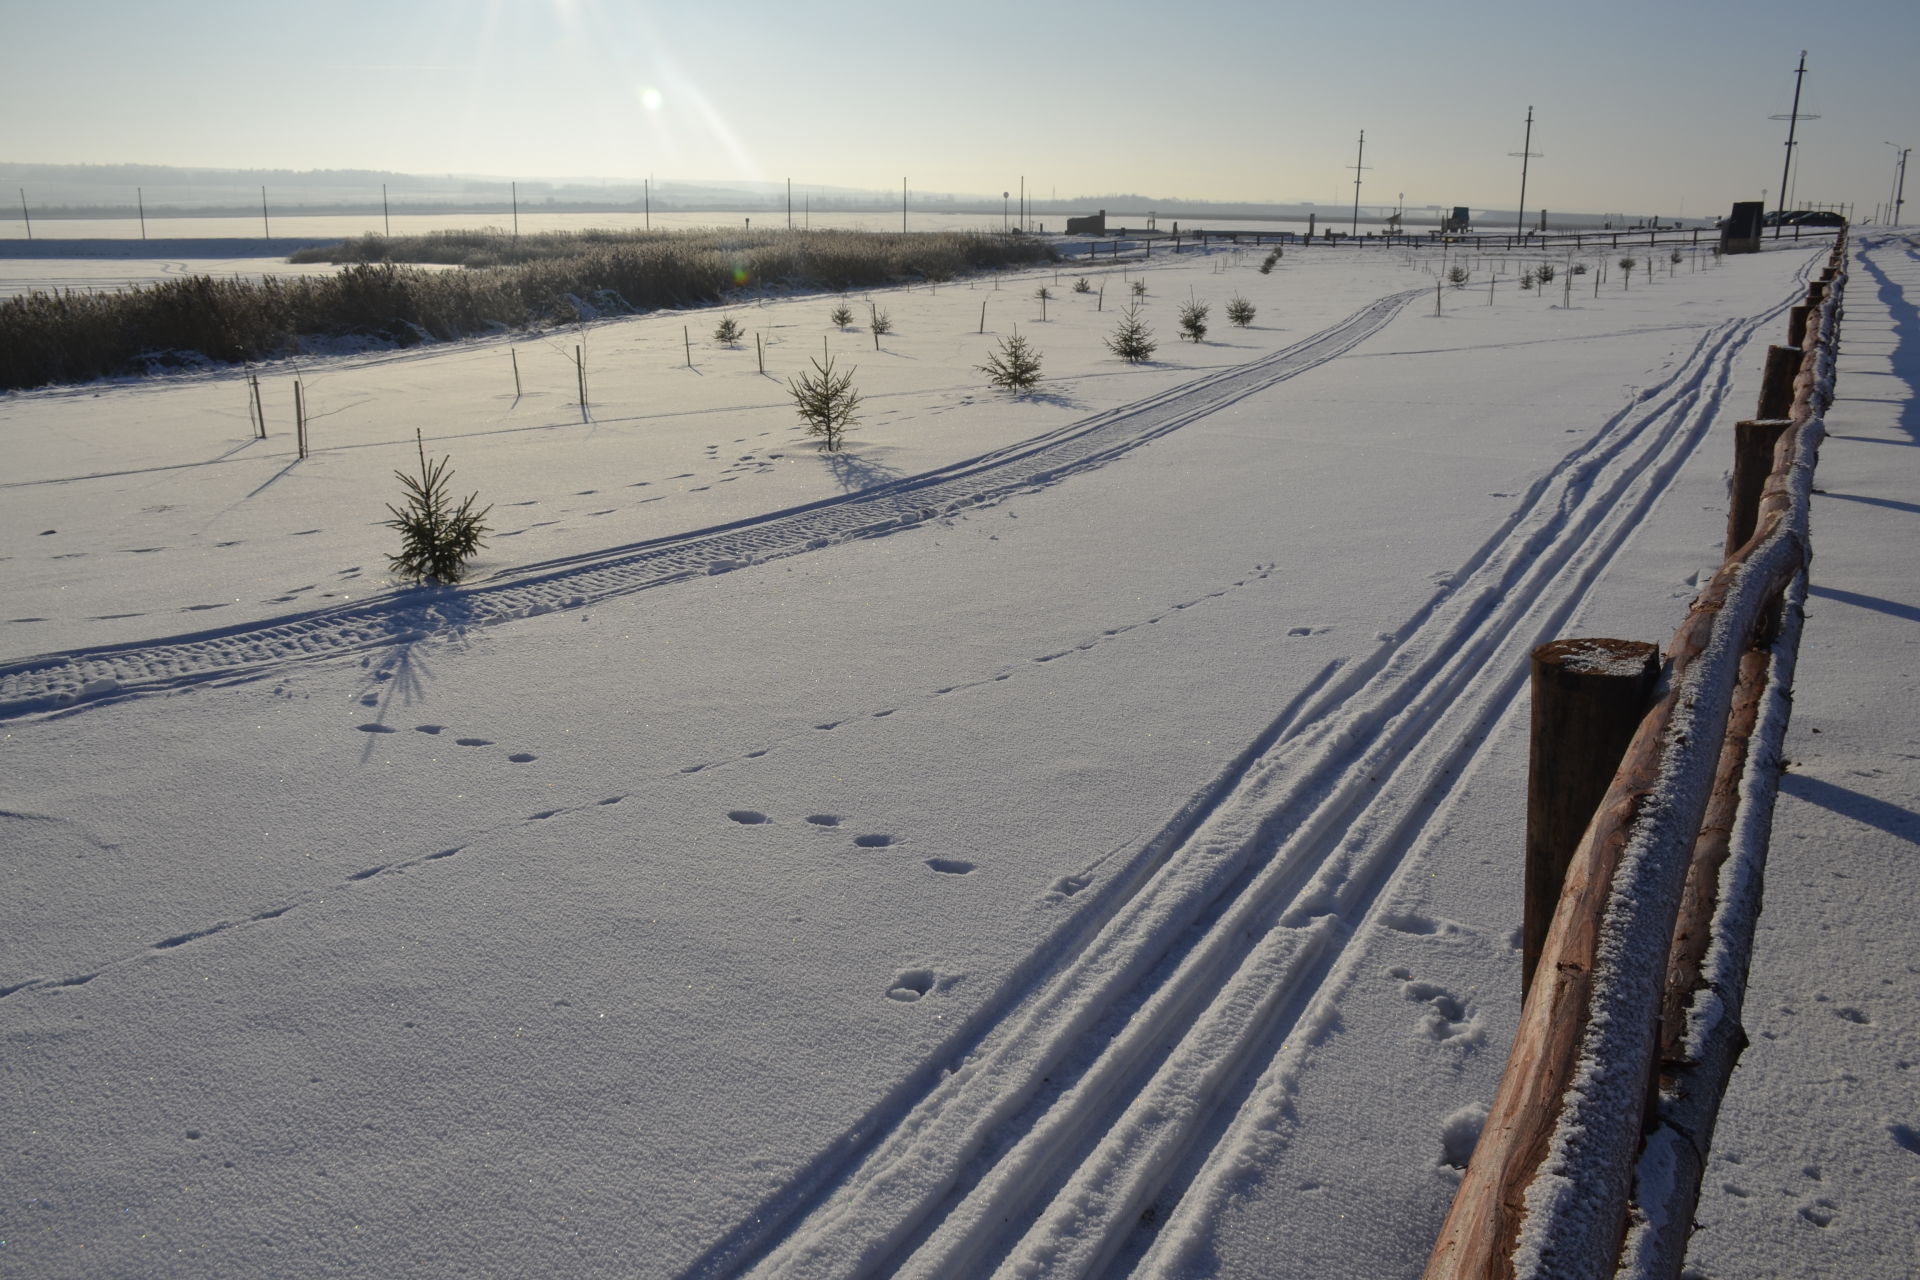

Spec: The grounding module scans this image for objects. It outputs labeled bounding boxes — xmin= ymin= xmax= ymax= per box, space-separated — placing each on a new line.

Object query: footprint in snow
xmin=886 ymin=969 xmax=936 ymax=1002
xmin=728 ymin=810 xmax=771 ymax=825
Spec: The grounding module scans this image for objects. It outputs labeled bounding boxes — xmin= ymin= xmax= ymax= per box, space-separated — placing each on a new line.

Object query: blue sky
xmin=6 ymin=0 xmax=1916 ymax=215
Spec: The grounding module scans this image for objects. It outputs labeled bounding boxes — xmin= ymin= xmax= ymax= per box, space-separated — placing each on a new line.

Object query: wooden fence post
xmin=1756 ymin=345 xmax=1802 ymax=420
xmin=1787 ymin=304 xmax=1811 ymax=350
xmin=1524 ymin=638 xmax=1660 ymax=998
xmin=1726 ymin=419 xmax=1793 ymax=556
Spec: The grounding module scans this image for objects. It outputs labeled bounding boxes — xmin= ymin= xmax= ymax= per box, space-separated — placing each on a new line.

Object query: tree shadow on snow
xmin=817 ymin=449 xmax=908 ymax=494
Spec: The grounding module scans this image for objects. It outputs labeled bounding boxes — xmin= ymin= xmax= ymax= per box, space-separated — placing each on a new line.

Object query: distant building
xmin=1443 ymin=206 xmax=1471 ymax=232
xmin=1065 ymin=209 xmax=1107 ymax=235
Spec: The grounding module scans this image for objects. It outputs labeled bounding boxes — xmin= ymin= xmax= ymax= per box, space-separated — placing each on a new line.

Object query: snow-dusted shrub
xmin=1226 ymin=296 xmax=1257 ymax=326
xmin=978 ymin=328 xmax=1043 ymax=390
xmin=788 ymin=355 xmax=861 ymax=451
xmin=1535 ymin=263 xmax=1556 ymax=284
xmin=829 ymin=303 xmax=854 ymax=328
xmin=713 ymin=315 xmax=744 ymax=344
xmin=384 ymin=429 xmax=491 ymax=584
xmin=1072 ymin=276 xmax=1093 ymax=294
xmin=1131 ymin=279 xmax=1149 ymax=299
xmin=1446 ymin=265 xmax=1470 ymax=286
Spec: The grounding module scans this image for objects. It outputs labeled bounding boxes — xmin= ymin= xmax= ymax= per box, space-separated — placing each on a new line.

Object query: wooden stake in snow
xmin=756 ymin=331 xmax=764 ymax=374
xmin=1523 ymin=638 xmax=1659 ymax=998
xmin=684 ymin=326 xmax=692 ymax=369
xmin=249 ymin=372 xmax=266 ymax=440
xmin=294 ymin=380 xmax=307 ymax=458
xmin=511 ymin=348 xmax=522 ymax=401
xmin=574 ymin=345 xmax=588 ymax=421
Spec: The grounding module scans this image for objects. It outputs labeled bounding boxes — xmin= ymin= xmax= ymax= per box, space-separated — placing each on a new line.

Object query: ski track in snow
xmin=0 ymin=288 xmax=1420 ymax=720
xmin=682 ymin=263 xmax=1816 ymax=1280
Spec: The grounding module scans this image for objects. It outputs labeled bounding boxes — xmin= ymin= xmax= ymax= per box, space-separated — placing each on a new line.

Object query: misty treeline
xmin=0 ymin=229 xmax=1054 ymax=391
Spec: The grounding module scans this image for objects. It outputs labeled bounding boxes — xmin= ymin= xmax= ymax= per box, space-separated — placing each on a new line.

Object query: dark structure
xmin=1722 ymin=201 xmax=1764 ymax=254
xmin=1064 ymin=209 xmax=1106 ymax=235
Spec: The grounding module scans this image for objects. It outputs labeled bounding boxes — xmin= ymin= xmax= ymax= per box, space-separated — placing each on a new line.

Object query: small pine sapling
xmin=1534 ymin=263 xmax=1556 ymax=284
xmin=384 ymin=429 xmax=491 ymax=585
xmin=869 ymin=305 xmax=893 ymax=349
xmin=1034 ymin=285 xmax=1053 ymax=321
xmin=1259 ymin=248 xmax=1281 ymax=274
xmin=1106 ymin=304 xmax=1157 ymax=363
xmin=1520 ymin=269 xmax=1536 ymax=290
xmin=1446 ymin=265 xmax=1470 ymax=287
xmin=1131 ymin=279 xmax=1148 ymax=300
xmin=1226 ymin=296 xmax=1256 ymax=326
xmin=1177 ymin=299 xmax=1210 ymax=342
xmin=1570 ymin=262 xmax=1588 ymax=275
xmin=978 ymin=328 xmax=1043 ymax=391
xmin=713 ymin=315 xmax=744 ymax=345
xmin=787 ymin=355 xmax=861 ymax=451
xmin=1073 ymin=276 xmax=1093 ymax=294
xmin=1618 ymin=257 xmax=1637 ymax=289
xmin=829 ymin=303 xmax=854 ymax=328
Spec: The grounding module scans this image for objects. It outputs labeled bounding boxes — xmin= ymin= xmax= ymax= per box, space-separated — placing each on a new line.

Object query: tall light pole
xmin=1771 ymin=51 xmax=1812 ymax=238
xmin=1509 ymin=106 xmax=1542 ymax=235
xmin=1349 ymin=129 xmax=1370 ymax=235
xmin=1887 ymin=142 xmax=1911 ymax=226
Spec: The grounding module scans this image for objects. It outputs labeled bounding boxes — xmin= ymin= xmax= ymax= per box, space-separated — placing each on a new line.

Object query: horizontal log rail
xmin=1425 ymin=229 xmax=1848 ymax=1280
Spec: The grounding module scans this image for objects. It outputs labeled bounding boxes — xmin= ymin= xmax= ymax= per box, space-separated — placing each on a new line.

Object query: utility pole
xmin=1887 ymin=142 xmax=1911 ymax=225
xmin=18 ymin=188 xmax=30 ymax=240
xmin=787 ymin=177 xmax=792 ymax=230
xmin=137 ymin=186 xmax=146 ymax=240
xmin=261 ymin=186 xmax=270 ymax=240
xmin=903 ymin=176 xmax=908 ymax=233
xmin=1349 ymin=129 xmax=1370 ymax=235
xmin=1772 ymin=51 xmax=1811 ymax=238
xmin=382 ymin=183 xmax=390 ymax=237
xmin=1510 ymin=106 xmax=1542 ymax=235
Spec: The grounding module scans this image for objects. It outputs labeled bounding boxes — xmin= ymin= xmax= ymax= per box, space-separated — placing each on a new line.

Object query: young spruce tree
xmin=1106 ymin=304 xmax=1157 ymax=363
xmin=384 ymin=429 xmax=491 ymax=584
xmin=788 ymin=355 xmax=861 ymax=451
xmin=978 ymin=327 xmax=1043 ymax=391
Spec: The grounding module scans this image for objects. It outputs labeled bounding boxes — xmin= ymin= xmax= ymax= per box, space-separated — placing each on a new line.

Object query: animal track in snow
xmin=926 ymin=858 xmax=975 ymax=875
xmin=853 ymin=834 xmax=897 ymax=848
xmin=1402 ymin=980 xmax=1483 ymax=1045
xmin=806 ymin=814 xmax=841 ymax=827
xmin=887 ymin=969 xmax=936 ymax=1002
xmin=728 ymin=810 xmax=771 ymax=825
xmin=1049 ymin=873 xmax=1092 ymax=897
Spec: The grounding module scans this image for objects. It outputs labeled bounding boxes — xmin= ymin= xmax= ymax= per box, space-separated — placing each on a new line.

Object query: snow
xmin=2 ymin=228 xmax=1912 ymax=1279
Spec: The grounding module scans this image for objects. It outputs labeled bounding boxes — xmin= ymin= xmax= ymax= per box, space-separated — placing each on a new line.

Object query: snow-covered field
xmin=2 ymin=232 xmax=1912 ymax=1279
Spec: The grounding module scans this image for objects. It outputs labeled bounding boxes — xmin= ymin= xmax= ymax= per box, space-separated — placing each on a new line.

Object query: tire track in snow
xmin=711 ymin=266 xmax=1814 ymax=1280
xmin=0 ymin=289 xmax=1421 ymax=720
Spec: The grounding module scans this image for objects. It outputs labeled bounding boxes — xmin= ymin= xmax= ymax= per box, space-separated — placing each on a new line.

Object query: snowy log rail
xmin=1425 ymin=230 xmax=1848 ymax=1280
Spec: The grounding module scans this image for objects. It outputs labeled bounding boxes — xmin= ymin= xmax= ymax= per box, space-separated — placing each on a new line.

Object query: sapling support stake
xmin=980 ymin=299 xmax=988 ymax=334
xmin=684 ymin=326 xmax=691 ymax=368
xmin=756 ymin=331 xmax=764 ymax=374
xmin=249 ymin=372 xmax=266 ymax=439
xmin=511 ymin=348 xmax=522 ymax=401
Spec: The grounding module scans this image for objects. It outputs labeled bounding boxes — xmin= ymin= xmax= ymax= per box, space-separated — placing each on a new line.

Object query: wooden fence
xmin=1423 ymin=228 xmax=1849 ymax=1280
